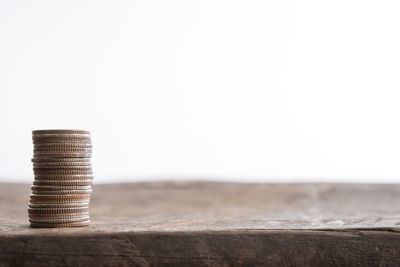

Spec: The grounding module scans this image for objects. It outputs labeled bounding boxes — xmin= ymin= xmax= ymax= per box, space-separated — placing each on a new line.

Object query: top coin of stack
xmin=29 ymin=129 xmax=93 ymax=228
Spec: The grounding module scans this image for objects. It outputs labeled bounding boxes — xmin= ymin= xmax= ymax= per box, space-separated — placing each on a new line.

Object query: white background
xmin=1 ymin=0 xmax=400 ymax=183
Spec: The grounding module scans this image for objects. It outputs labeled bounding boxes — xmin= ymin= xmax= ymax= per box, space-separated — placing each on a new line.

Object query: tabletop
xmin=1 ymin=181 xmax=399 ymax=266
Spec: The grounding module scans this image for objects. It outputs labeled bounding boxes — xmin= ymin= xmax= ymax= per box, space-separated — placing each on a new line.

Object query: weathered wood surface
xmin=1 ymin=182 xmax=400 ymax=266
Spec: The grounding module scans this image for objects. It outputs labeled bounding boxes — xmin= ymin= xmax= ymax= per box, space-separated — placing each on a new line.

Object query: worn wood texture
xmin=1 ymin=182 xmax=400 ymax=266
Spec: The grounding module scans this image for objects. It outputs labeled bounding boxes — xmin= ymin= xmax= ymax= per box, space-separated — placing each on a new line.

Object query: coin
xmin=34 ymin=148 xmax=92 ymax=152
xmin=30 ymin=194 xmax=91 ymax=200
xmin=33 ymin=150 xmax=92 ymax=156
xmin=29 ymin=216 xmax=90 ymax=223
xmin=33 ymin=136 xmax=91 ymax=140
xmin=35 ymin=174 xmax=93 ymax=181
xmin=28 ymin=208 xmax=89 ymax=214
xmin=28 ymin=207 xmax=89 ymax=213
xmin=33 ymin=180 xmax=93 ymax=186
xmin=33 ymin=170 xmax=93 ymax=175
xmin=29 ymin=215 xmax=89 ymax=220
xmin=30 ymin=220 xmax=90 ymax=228
xmin=29 ymin=202 xmax=89 ymax=208
xmin=32 ymin=134 xmax=91 ymax=140
xmin=29 ymin=198 xmax=90 ymax=204
xmin=34 ymin=143 xmax=92 ymax=149
xmin=32 ymin=129 xmax=90 ymax=134
xmin=32 ymin=132 xmax=91 ymax=137
xmin=32 ymin=189 xmax=92 ymax=195
xmin=32 ymin=140 xmax=91 ymax=146
xmin=29 ymin=216 xmax=89 ymax=221
xmin=32 ymin=157 xmax=91 ymax=162
xmin=33 ymin=164 xmax=92 ymax=169
xmin=31 ymin=185 xmax=92 ymax=190
xmin=33 ymin=167 xmax=92 ymax=173
xmin=33 ymin=153 xmax=92 ymax=158
xmin=33 ymin=166 xmax=92 ymax=171
xmin=29 ymin=214 xmax=89 ymax=220
xmin=32 ymin=139 xmax=91 ymax=145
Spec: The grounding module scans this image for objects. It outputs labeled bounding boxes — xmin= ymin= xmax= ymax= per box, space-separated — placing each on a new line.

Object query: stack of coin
xmin=29 ymin=129 xmax=93 ymax=228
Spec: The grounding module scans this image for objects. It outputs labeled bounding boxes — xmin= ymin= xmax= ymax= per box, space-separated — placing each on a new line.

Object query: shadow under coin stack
xmin=29 ymin=130 xmax=93 ymax=228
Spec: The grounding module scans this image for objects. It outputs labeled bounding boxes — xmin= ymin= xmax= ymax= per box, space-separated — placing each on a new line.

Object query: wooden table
xmin=1 ymin=182 xmax=399 ymax=266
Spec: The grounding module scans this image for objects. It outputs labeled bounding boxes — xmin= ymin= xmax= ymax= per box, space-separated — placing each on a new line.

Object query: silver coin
xmin=32 ymin=133 xmax=91 ymax=138
xmin=32 ymin=140 xmax=92 ymax=144
xmin=29 ymin=214 xmax=89 ymax=219
xmin=29 ymin=202 xmax=89 ymax=208
xmin=34 ymin=143 xmax=92 ymax=148
xmin=33 ymin=180 xmax=93 ymax=185
xmin=33 ymin=160 xmax=92 ymax=164
xmin=29 ymin=216 xmax=90 ymax=223
xmin=33 ymin=153 xmax=92 ymax=158
xmin=34 ymin=148 xmax=92 ymax=152
xmin=33 ymin=166 xmax=93 ymax=170
xmin=30 ymin=219 xmax=90 ymax=227
xmin=29 ymin=199 xmax=90 ymax=204
xmin=31 ymin=185 xmax=92 ymax=190
xmin=32 ymin=130 xmax=90 ymax=135
xmin=32 ymin=189 xmax=93 ymax=194
xmin=28 ymin=209 xmax=89 ymax=213
xmin=33 ymin=164 xmax=92 ymax=168
xmin=34 ymin=174 xmax=94 ymax=178
xmin=32 ymin=157 xmax=91 ymax=162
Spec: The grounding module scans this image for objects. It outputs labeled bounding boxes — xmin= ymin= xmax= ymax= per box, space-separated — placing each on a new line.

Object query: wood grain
xmin=1 ymin=182 xmax=400 ymax=266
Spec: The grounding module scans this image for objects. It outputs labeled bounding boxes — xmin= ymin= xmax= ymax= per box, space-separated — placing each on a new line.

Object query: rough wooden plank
xmin=1 ymin=182 xmax=400 ymax=266
xmin=2 ymin=230 xmax=400 ymax=266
